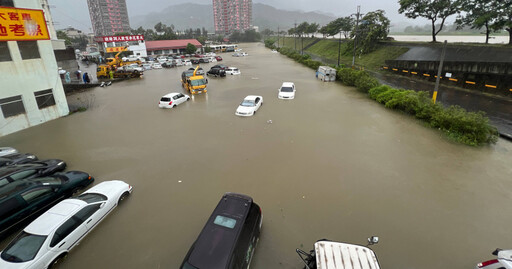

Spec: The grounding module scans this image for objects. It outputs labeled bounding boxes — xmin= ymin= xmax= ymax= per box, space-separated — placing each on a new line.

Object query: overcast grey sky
xmin=48 ymin=0 xmax=434 ymax=33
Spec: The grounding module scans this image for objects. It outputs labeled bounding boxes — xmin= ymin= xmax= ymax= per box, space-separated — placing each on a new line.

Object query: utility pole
xmin=352 ymin=5 xmax=361 ymax=68
xmin=337 ymin=31 xmax=341 ymax=67
xmin=277 ymin=26 xmax=280 ymax=49
xmin=433 ymin=40 xmax=448 ymax=104
xmin=294 ymin=21 xmax=297 ymax=51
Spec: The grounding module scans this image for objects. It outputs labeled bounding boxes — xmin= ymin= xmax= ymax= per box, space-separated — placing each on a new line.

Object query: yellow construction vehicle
xmin=105 ymin=46 xmax=141 ymax=67
xmin=181 ymin=66 xmax=208 ymax=94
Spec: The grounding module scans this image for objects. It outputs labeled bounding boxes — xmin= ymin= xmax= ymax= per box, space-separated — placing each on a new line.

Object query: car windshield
xmin=1 ymin=232 xmax=47 ymax=263
xmin=76 ymin=193 xmax=107 ymax=203
xmin=280 ymin=86 xmax=294 ymax=92
xmin=241 ymin=100 xmax=255 ymax=107
xmin=191 ymin=79 xmax=206 ymax=86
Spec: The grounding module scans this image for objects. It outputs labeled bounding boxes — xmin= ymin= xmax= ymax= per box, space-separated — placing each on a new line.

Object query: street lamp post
xmin=352 ymin=5 xmax=361 ymax=68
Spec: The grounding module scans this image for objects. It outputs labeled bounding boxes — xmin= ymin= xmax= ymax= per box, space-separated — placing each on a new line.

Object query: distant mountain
xmin=131 ymin=3 xmax=335 ymax=32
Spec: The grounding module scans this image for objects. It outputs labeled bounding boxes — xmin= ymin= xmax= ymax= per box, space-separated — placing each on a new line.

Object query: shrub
xmin=355 ymin=72 xmax=380 ymax=93
xmin=337 ymin=68 xmax=363 ymax=86
xmin=368 ymin=85 xmax=392 ymax=100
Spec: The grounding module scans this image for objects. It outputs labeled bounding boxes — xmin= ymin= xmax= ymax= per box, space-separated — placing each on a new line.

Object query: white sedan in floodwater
xmin=235 ymin=95 xmax=263 ymax=117
xmin=0 ymin=180 xmax=133 ymax=269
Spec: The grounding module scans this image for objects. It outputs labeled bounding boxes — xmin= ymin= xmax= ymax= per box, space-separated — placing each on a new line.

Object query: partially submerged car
xmin=0 ymin=153 xmax=37 ymax=167
xmin=0 ymin=180 xmax=132 ymax=268
xmin=0 ymin=171 xmax=94 ymax=239
xmin=235 ymin=95 xmax=263 ymax=117
xmin=0 ymin=159 xmax=67 ymax=187
xmin=475 ymin=248 xmax=512 ymax=269
xmin=206 ymin=67 xmax=226 ymax=77
xmin=225 ymin=67 xmax=241 ymax=75
xmin=278 ymin=82 xmax=296 ymax=99
xmin=159 ymin=93 xmax=190 ymax=109
xmin=180 ymin=193 xmax=262 ymax=269
xmin=297 ymin=237 xmax=380 ymax=269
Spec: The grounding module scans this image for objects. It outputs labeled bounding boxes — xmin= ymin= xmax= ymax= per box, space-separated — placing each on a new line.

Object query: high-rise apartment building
xmin=213 ymin=0 xmax=252 ymax=35
xmin=87 ymin=0 xmax=130 ymax=36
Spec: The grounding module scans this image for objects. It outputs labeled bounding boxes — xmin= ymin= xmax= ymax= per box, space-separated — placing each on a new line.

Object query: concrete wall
xmin=0 ymin=1 xmax=69 ymax=137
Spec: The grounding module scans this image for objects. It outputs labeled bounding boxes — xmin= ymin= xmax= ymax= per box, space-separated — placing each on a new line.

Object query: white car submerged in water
xmin=0 ymin=180 xmax=133 ymax=269
xmin=235 ymin=95 xmax=263 ymax=117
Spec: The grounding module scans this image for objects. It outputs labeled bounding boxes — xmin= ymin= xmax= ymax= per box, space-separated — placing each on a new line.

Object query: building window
xmin=0 ymin=42 xmax=12 ymax=62
xmin=18 ymin=41 xmax=40 ymax=60
xmin=34 ymin=89 xmax=56 ymax=110
xmin=0 ymin=95 xmax=26 ymax=118
xmin=0 ymin=0 xmax=14 ymax=7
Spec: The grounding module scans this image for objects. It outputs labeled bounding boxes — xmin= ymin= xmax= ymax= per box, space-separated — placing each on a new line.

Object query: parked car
xmin=159 ymin=93 xmax=190 ymax=109
xmin=162 ymin=62 xmax=175 ymax=68
xmin=475 ymin=249 xmax=512 ymax=269
xmin=174 ymin=59 xmax=183 ymax=66
xmin=278 ymin=82 xmax=296 ymax=99
xmin=0 ymin=147 xmax=17 ymax=157
xmin=296 ymin=237 xmax=380 ymax=269
xmin=0 ymin=171 xmax=94 ymax=239
xmin=211 ymin=64 xmax=227 ymax=70
xmin=0 ymin=159 xmax=67 ymax=188
xmin=206 ymin=67 xmax=226 ymax=77
xmin=236 ymin=95 xmax=263 ymax=117
xmin=0 ymin=180 xmax=132 ymax=268
xmin=208 ymin=57 xmax=217 ymax=63
xmin=142 ymin=63 xmax=152 ymax=70
xmin=199 ymin=57 xmax=209 ymax=63
xmin=152 ymin=63 xmax=163 ymax=69
xmin=0 ymin=153 xmax=37 ymax=167
xmin=180 ymin=193 xmax=262 ymax=269
xmin=127 ymin=64 xmax=143 ymax=72
xmin=183 ymin=59 xmax=192 ymax=66
xmin=191 ymin=58 xmax=200 ymax=64
xmin=225 ymin=67 xmax=241 ymax=75
xmin=215 ymin=56 xmax=223 ymax=61
xmin=232 ymin=53 xmax=241 ymax=57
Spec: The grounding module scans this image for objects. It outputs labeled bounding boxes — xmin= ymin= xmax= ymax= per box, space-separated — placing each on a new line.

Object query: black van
xmin=180 ymin=193 xmax=262 ymax=269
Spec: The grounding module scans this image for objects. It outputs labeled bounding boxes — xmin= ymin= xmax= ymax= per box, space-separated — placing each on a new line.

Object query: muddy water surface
xmin=1 ymin=43 xmax=512 ymax=269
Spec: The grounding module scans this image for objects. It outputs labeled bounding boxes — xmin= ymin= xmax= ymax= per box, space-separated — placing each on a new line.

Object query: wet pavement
xmin=1 ymin=43 xmax=512 ymax=269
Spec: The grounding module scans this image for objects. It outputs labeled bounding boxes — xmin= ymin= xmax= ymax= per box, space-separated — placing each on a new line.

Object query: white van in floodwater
xmin=297 ymin=237 xmax=380 ymax=269
xmin=316 ymin=66 xmax=337 ymax=82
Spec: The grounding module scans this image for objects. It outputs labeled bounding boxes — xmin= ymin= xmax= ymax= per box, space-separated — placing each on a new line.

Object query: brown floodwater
xmin=1 ymin=42 xmax=512 ymax=269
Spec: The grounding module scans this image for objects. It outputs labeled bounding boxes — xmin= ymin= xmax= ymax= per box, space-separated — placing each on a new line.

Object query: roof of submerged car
xmin=244 ymin=95 xmax=261 ymax=101
xmin=188 ymin=193 xmax=253 ymax=269
xmin=282 ymin=82 xmax=294 ymax=87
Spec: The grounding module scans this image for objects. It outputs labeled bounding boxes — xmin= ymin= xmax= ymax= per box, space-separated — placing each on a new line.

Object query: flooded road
xmin=1 ymin=43 xmax=512 ymax=269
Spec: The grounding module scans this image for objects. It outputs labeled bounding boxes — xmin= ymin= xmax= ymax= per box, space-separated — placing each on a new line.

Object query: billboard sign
xmin=96 ymin=35 xmax=144 ymax=43
xmin=0 ymin=7 xmax=50 ymax=41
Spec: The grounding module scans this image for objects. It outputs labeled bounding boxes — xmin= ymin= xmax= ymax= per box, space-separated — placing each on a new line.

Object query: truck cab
xmin=182 ymin=66 xmax=208 ymax=94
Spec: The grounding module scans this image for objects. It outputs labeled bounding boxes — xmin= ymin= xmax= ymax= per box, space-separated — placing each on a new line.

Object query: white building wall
xmin=0 ymin=0 xmax=69 ymax=137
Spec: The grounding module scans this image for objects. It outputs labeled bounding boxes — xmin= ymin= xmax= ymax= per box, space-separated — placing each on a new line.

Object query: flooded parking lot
xmin=1 ymin=42 xmax=512 ymax=268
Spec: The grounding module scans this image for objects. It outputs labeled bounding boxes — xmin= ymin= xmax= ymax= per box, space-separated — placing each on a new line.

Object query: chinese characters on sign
xmin=97 ymin=35 xmax=144 ymax=43
xmin=0 ymin=7 xmax=50 ymax=41
xmin=106 ymin=46 xmax=128 ymax=53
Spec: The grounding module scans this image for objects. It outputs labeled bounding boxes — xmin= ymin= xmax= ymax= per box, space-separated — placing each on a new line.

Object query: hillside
xmin=131 ymin=3 xmax=335 ymax=31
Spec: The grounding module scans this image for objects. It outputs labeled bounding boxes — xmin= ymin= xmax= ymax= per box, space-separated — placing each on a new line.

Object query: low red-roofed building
xmin=145 ymin=39 xmax=203 ymax=55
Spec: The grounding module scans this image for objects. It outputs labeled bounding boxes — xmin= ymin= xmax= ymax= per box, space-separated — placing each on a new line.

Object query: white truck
xmin=297 ymin=237 xmax=380 ymax=269
xmin=316 ymin=66 xmax=337 ymax=82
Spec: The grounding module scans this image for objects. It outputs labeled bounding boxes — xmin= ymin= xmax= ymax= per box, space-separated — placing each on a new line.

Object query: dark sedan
xmin=206 ymin=68 xmax=226 ymax=77
xmin=0 ymin=153 xmax=37 ymax=167
xmin=0 ymin=171 xmax=94 ymax=239
xmin=211 ymin=64 xmax=227 ymax=70
xmin=191 ymin=58 xmax=200 ymax=64
xmin=0 ymin=159 xmax=67 ymax=188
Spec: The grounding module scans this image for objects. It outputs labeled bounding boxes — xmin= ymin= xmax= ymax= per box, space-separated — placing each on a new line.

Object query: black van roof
xmin=187 ymin=193 xmax=253 ymax=269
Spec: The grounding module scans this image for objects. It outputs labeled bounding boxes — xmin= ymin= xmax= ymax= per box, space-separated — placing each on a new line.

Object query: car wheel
xmin=49 ymin=253 xmax=68 ymax=269
xmin=118 ymin=192 xmax=130 ymax=204
xmin=187 ymin=97 xmax=190 ymax=101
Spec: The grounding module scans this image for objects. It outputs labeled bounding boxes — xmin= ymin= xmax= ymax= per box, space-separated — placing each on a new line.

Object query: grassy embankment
xmin=276 ymin=37 xmax=409 ymax=71
xmin=264 ymin=37 xmax=499 ymax=146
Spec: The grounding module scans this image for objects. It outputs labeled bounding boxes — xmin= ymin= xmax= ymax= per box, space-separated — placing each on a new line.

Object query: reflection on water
xmin=0 ymin=43 xmax=511 ymax=269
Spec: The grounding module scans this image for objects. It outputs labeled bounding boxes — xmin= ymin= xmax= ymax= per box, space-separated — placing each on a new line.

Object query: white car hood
xmin=279 ymin=91 xmax=295 ymax=97
xmin=236 ymin=106 xmax=255 ymax=113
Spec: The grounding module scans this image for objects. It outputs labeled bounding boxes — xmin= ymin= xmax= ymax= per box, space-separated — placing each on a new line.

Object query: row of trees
xmin=399 ymin=0 xmax=512 ymax=44
xmin=130 ymin=23 xmax=211 ymax=44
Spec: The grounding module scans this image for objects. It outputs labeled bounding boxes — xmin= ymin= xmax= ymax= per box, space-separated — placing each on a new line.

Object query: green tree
xmin=296 ymin=22 xmax=309 ymax=37
xmin=399 ymin=0 xmax=462 ymax=42
xmin=56 ymin=30 xmax=71 ymax=46
xmin=492 ymin=0 xmax=512 ymax=45
xmin=261 ymin=28 xmax=274 ymax=37
xmin=455 ymin=0 xmax=498 ymax=44
xmin=185 ymin=43 xmax=197 ymax=54
xmin=356 ymin=10 xmax=391 ymax=53
xmin=322 ymin=17 xmax=354 ymax=38
xmin=197 ymin=36 xmax=207 ymax=45
xmin=306 ymin=23 xmax=319 ymax=37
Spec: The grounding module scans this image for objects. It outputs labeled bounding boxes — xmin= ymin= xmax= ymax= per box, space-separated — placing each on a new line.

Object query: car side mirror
xmin=100 ymin=202 xmax=106 ymax=208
